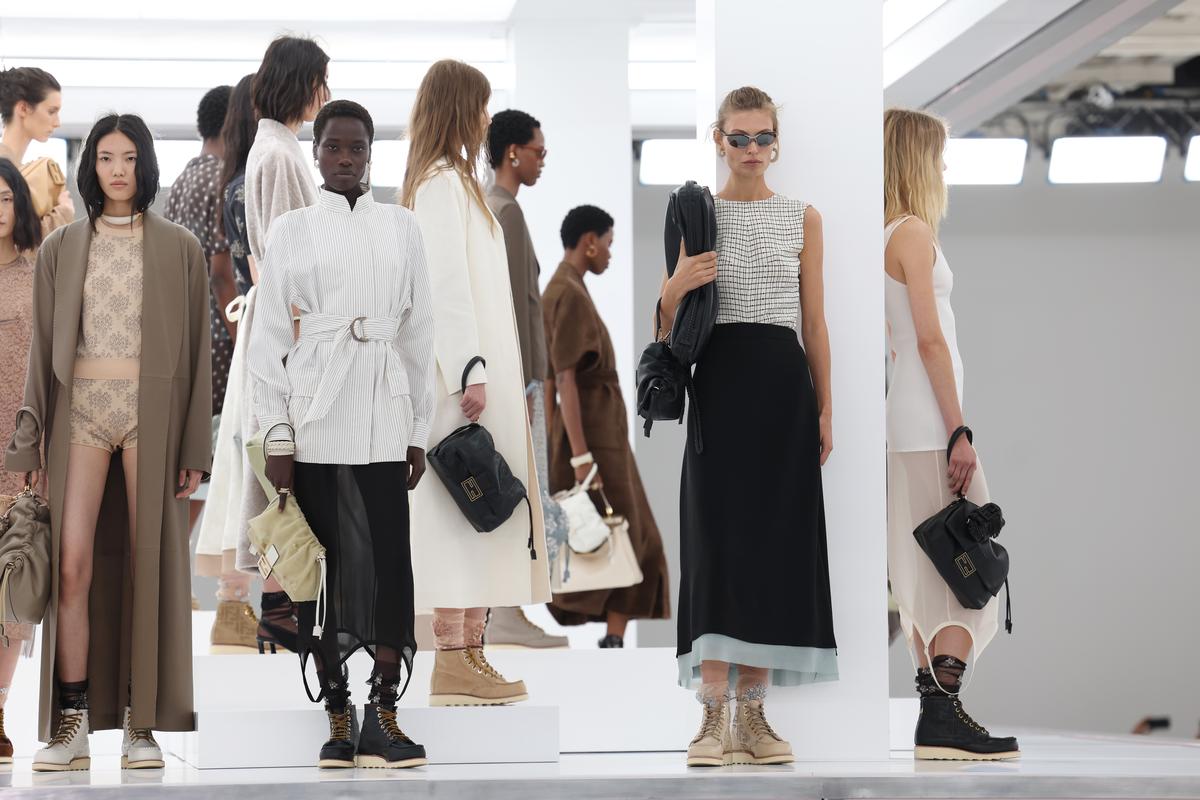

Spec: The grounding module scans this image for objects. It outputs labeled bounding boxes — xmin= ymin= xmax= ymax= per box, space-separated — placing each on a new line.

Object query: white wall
xmin=885 ymin=153 xmax=1200 ymax=737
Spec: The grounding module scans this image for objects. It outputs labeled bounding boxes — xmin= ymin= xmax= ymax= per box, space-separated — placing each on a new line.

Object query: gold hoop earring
xmin=586 ymin=247 xmax=598 ymax=258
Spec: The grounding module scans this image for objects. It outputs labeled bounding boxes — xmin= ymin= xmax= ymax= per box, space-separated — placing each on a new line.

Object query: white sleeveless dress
xmin=884 ymin=216 xmax=999 ymax=666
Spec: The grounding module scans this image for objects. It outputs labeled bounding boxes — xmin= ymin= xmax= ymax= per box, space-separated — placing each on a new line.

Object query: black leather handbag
xmin=661 ymin=180 xmax=718 ymax=366
xmin=912 ymin=426 xmax=1011 ymax=632
xmin=427 ymin=357 xmax=536 ymax=559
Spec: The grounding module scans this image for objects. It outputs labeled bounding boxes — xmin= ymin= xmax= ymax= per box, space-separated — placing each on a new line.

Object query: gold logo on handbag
xmin=461 ymin=476 xmax=483 ymax=502
xmin=955 ymin=552 xmax=976 ymax=578
xmin=256 ymin=544 xmax=281 ymax=580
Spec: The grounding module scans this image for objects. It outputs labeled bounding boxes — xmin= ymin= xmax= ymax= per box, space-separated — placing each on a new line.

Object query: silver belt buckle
xmin=350 ymin=316 xmax=368 ymax=342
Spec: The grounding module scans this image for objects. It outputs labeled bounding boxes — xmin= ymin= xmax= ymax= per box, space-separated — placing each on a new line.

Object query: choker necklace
xmin=101 ymin=212 xmax=141 ymax=225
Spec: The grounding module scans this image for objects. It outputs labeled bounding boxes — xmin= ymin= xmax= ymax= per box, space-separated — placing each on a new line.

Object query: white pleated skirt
xmin=887 ymin=449 xmax=1000 ymax=667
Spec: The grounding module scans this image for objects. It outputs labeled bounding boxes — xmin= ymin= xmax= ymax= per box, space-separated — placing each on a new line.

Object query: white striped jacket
xmin=248 ymin=189 xmax=436 ymax=464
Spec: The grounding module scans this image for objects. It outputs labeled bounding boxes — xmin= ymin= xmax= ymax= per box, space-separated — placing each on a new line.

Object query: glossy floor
xmin=2 ymin=731 xmax=1200 ymax=799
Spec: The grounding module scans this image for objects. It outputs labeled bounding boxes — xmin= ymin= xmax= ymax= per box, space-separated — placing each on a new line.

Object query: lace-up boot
xmin=318 ymin=678 xmax=358 ymax=769
xmin=484 ymin=607 xmax=568 ymax=649
xmin=120 ymin=707 xmax=164 ymax=769
xmin=33 ymin=709 xmax=90 ymax=772
xmin=686 ymin=687 xmax=730 ymax=767
xmin=914 ymin=656 xmax=1020 ymax=761
xmin=729 ymin=686 xmax=794 ymax=765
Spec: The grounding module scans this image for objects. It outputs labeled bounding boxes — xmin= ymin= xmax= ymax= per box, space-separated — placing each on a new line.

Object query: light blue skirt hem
xmin=677 ymin=633 xmax=839 ymax=689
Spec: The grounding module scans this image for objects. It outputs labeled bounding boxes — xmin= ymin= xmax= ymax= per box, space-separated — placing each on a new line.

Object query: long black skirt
xmin=676 ymin=323 xmax=838 ymax=687
xmin=293 ymin=461 xmax=416 ymax=700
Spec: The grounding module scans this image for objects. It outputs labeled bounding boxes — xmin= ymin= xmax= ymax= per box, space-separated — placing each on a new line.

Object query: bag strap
xmin=946 ymin=425 xmax=973 ymax=462
xmin=460 ymin=356 xmax=487 ymax=395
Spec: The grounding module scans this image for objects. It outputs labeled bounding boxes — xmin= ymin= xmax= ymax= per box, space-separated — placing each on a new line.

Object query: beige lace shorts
xmin=70 ymin=378 xmax=139 ymax=452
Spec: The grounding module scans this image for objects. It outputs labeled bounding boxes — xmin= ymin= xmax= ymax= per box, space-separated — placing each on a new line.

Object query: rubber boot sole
xmin=122 ymin=756 xmax=165 ymax=769
xmin=356 ymin=754 xmax=428 ymax=769
xmin=428 ymin=693 xmax=529 ymax=707
xmin=726 ymin=750 xmax=795 ymax=765
xmin=915 ymin=745 xmax=1021 ymax=761
xmin=686 ymin=754 xmax=725 ymax=767
xmin=317 ymin=758 xmax=356 ymax=769
xmin=0 ymin=755 xmax=12 ymax=765
xmin=33 ymin=757 xmax=90 ymax=772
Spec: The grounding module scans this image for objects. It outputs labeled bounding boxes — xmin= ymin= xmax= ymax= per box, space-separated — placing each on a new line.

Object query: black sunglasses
xmin=721 ymin=130 xmax=777 ymax=149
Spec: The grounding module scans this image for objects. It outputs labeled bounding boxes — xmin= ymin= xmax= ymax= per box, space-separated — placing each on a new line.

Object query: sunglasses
xmin=721 ymin=130 xmax=777 ymax=149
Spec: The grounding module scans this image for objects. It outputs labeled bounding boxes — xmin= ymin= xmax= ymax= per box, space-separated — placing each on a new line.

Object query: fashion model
xmin=657 ymin=86 xmax=837 ymax=766
xmin=4 ymin=114 xmax=212 ymax=771
xmin=484 ymin=108 xmax=567 ymax=650
xmin=543 ymin=205 xmax=671 ymax=645
xmin=0 ymin=67 xmax=74 ymax=236
xmin=0 ymin=159 xmax=44 ymax=765
xmin=401 ymin=60 xmax=551 ymax=706
xmin=251 ymin=100 xmax=435 ymax=770
xmin=195 ymin=74 xmax=258 ymax=653
xmin=883 ymin=108 xmax=1018 ymax=761
xmin=236 ymin=36 xmax=330 ymax=654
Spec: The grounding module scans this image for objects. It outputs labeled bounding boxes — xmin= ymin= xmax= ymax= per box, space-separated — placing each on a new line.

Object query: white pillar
xmin=696 ymin=0 xmax=890 ymax=760
xmin=510 ymin=0 xmax=637 ymax=420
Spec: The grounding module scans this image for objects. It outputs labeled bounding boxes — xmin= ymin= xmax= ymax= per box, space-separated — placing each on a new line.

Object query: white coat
xmin=409 ymin=163 xmax=551 ymax=609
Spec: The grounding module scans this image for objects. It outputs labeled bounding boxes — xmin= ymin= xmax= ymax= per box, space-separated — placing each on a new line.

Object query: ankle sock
xmin=59 ymin=679 xmax=88 ymax=711
xmin=433 ymin=609 xmax=466 ymax=650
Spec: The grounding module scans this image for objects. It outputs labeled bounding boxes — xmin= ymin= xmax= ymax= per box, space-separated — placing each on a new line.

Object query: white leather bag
xmin=552 ymin=464 xmax=610 ymax=554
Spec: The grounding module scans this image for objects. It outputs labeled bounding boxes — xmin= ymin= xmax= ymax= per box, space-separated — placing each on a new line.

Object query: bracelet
xmin=569 ymin=452 xmax=594 ymax=468
xmin=264 ymin=439 xmax=296 ymax=457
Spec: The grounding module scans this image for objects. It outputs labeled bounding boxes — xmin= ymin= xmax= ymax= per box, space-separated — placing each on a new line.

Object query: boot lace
xmin=377 ymin=707 xmax=414 ymax=744
xmin=327 ymin=709 xmax=352 ymax=742
xmin=691 ymin=702 xmax=726 ymax=744
xmin=468 ymin=648 xmax=507 ymax=682
xmin=951 ymin=697 xmax=989 ymax=736
xmin=50 ymin=712 xmax=82 ymax=747
xmin=743 ymin=702 xmax=782 ymax=742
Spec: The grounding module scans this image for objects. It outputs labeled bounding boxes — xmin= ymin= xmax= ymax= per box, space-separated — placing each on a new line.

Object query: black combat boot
xmin=914 ymin=655 xmax=1019 ymax=761
xmin=317 ymin=677 xmax=358 ymax=769
xmin=355 ymin=674 xmax=427 ymax=769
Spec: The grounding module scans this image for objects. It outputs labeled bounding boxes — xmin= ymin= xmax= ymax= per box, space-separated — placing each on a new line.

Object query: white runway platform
xmin=3 ymin=612 xmax=1199 ymax=797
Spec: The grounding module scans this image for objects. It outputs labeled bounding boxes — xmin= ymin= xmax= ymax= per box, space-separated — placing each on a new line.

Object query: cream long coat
xmin=409 ymin=164 xmax=550 ymax=609
xmin=4 ymin=213 xmax=211 ymax=739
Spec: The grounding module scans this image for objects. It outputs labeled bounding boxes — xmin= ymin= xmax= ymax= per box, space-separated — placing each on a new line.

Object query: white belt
xmin=295 ymin=313 xmax=403 ymax=428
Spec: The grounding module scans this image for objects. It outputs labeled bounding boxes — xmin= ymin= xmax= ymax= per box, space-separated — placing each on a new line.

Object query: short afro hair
xmin=313 ymin=99 xmax=375 ymax=144
xmin=487 ymin=109 xmax=540 ymax=168
xmin=560 ymin=205 xmax=614 ymax=250
xmin=197 ymin=85 xmax=232 ymax=140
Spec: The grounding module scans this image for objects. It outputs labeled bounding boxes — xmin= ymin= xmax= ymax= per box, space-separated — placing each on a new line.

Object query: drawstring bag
xmin=0 ymin=483 xmax=51 ymax=645
xmin=553 ymin=464 xmax=611 ymax=555
xmin=245 ymin=432 xmax=328 ymax=638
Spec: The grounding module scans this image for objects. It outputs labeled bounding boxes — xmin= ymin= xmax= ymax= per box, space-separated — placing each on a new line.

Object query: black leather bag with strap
xmin=427 ymin=356 xmax=536 ymax=559
xmin=912 ymin=426 xmax=1012 ymax=632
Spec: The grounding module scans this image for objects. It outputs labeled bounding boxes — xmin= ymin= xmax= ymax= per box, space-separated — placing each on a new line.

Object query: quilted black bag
xmin=912 ymin=426 xmax=1012 ymax=632
xmin=427 ymin=357 xmax=536 ymax=559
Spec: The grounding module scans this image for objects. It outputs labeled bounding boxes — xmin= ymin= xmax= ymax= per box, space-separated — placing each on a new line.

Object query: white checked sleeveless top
xmin=885 ymin=216 xmax=964 ymax=452
xmin=713 ymin=194 xmax=806 ymax=329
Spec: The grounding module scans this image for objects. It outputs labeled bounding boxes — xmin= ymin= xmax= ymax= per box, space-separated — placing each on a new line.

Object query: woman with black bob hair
xmin=250 ymin=99 xmax=435 ymax=769
xmin=5 ymin=113 xmax=212 ymax=772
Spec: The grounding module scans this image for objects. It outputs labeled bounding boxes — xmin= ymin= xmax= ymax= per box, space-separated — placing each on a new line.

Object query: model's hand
xmin=818 ymin=413 xmax=833 ymax=466
xmin=461 ymin=384 xmax=486 ymax=422
xmin=175 ymin=469 xmax=204 ymax=499
xmin=575 ymin=461 xmax=602 ymax=489
xmin=947 ymin=436 xmax=977 ymax=497
xmin=265 ymin=454 xmax=295 ymax=509
xmin=668 ymin=237 xmax=718 ymax=295
xmin=407 ymin=447 xmax=426 ymax=490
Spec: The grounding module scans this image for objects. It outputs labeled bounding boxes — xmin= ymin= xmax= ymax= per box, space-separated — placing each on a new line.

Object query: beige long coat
xmin=409 ymin=165 xmax=550 ymax=609
xmin=4 ymin=212 xmax=211 ymax=739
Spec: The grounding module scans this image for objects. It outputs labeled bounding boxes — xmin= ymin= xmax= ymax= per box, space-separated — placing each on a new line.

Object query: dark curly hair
xmin=197 ymin=85 xmax=232 ymax=140
xmin=487 ymin=109 xmax=540 ymax=168
xmin=313 ymin=99 xmax=375 ymax=146
xmin=0 ymin=158 xmax=43 ymax=252
xmin=77 ymin=114 xmax=159 ymax=229
xmin=252 ymin=35 xmax=329 ymax=124
xmin=0 ymin=67 xmax=61 ymax=124
xmin=560 ymin=204 xmax=614 ymax=249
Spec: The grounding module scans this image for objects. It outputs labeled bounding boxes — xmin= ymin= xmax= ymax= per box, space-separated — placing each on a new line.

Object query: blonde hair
xmin=714 ymin=86 xmax=781 ymax=160
xmin=884 ymin=108 xmax=948 ymax=236
xmin=400 ymin=60 xmax=493 ymax=225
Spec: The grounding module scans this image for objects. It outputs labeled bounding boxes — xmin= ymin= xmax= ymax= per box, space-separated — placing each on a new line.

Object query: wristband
xmin=569 ymin=452 xmax=594 ymax=468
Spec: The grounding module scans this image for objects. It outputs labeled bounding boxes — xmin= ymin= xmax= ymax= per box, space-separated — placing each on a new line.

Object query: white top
xmin=884 ymin=216 xmax=964 ymax=452
xmin=245 ymin=118 xmax=318 ymax=263
xmin=249 ymin=189 xmax=437 ymax=464
xmin=713 ymin=194 xmax=806 ymax=329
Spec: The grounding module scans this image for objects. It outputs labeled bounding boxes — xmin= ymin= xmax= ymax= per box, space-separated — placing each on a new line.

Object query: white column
xmin=696 ymin=0 xmax=890 ymax=760
xmin=510 ymin=0 xmax=637 ymax=420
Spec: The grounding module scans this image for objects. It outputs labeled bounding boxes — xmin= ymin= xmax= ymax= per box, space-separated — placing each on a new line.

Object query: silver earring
xmin=361 ymin=162 xmax=372 ymax=190
xmin=511 ymin=158 xmax=520 ymax=167
xmin=719 ymin=149 xmax=726 ymax=157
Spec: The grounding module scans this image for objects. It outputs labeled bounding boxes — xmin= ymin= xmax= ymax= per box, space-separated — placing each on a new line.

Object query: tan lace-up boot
xmin=429 ymin=649 xmax=529 ymax=706
xmin=209 ymin=600 xmax=260 ymax=654
xmin=687 ymin=692 xmax=731 ymax=767
xmin=729 ymin=691 xmax=794 ymax=765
